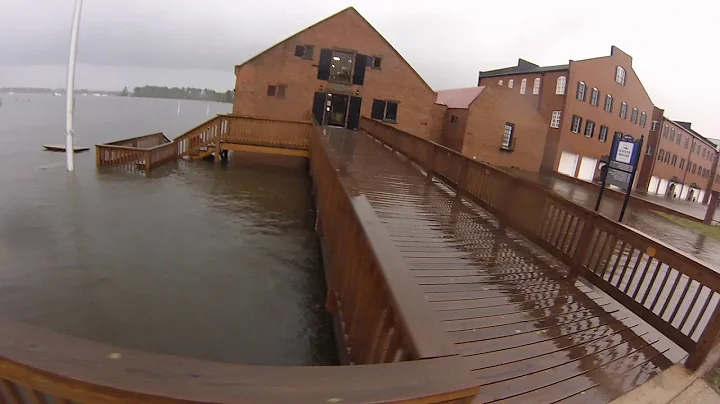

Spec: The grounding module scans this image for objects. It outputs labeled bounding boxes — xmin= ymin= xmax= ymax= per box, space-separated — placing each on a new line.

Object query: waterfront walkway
xmin=321 ymin=128 xmax=679 ymax=403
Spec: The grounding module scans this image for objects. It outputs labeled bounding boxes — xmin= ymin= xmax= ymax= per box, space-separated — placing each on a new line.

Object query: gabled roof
xmin=479 ymin=58 xmax=569 ymax=78
xmin=435 ymin=87 xmax=486 ymax=109
xmin=234 ymin=7 xmax=434 ymax=93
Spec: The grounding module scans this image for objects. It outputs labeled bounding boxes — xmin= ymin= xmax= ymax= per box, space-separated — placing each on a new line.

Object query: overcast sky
xmin=0 ymin=0 xmax=717 ymax=135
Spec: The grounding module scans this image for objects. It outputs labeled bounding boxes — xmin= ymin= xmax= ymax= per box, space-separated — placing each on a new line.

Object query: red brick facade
xmin=232 ymin=7 xmax=439 ymax=139
xmin=437 ymin=87 xmax=547 ymax=172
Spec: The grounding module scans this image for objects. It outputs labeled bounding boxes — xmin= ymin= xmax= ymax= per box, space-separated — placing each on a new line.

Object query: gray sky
xmin=1 ymin=0 xmax=717 ymax=135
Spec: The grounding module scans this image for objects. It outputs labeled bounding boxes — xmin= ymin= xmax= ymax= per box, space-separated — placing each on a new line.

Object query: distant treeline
xmin=130 ymin=86 xmax=234 ymax=103
xmin=0 ymin=87 xmax=115 ymax=95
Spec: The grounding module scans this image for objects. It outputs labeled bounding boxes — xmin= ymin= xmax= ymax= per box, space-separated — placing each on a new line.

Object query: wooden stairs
xmin=189 ymin=144 xmax=217 ymax=161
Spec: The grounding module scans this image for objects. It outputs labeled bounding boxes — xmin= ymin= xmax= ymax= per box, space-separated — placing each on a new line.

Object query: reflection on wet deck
xmin=320 ymin=127 xmax=680 ymax=404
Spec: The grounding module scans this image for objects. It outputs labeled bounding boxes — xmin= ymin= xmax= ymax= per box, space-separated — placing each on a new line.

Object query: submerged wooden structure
xmin=1 ymin=114 xmax=719 ymax=403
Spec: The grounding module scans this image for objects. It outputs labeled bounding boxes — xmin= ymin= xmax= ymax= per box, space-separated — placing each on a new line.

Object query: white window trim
xmin=584 ymin=121 xmax=595 ymax=138
xmin=556 ymin=76 xmax=566 ymax=95
xmin=616 ymin=66 xmax=626 ymax=85
xmin=520 ymin=79 xmax=527 ymax=94
xmin=599 ymin=126 xmax=608 ymax=142
xmin=502 ymin=123 xmax=514 ymax=149
xmin=576 ymin=81 xmax=586 ymax=101
xmin=533 ymin=78 xmax=541 ymax=95
xmin=498 ymin=79 xmax=503 ymax=86
xmin=604 ymin=94 xmax=613 ymax=112
xmin=550 ymin=111 xmax=562 ymax=128
xmin=508 ymin=79 xmax=514 ymax=89
xmin=571 ymin=116 xmax=582 ymax=133
xmin=650 ymin=121 xmax=659 ymax=131
xmin=590 ymin=88 xmax=599 ymax=106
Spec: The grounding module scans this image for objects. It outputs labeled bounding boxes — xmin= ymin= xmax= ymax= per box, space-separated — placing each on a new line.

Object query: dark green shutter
xmin=312 ymin=92 xmax=326 ymax=124
xmin=347 ymin=96 xmax=362 ymax=130
xmin=317 ymin=49 xmax=332 ymax=80
xmin=294 ymin=45 xmax=305 ymax=57
xmin=353 ymin=54 xmax=368 ymax=85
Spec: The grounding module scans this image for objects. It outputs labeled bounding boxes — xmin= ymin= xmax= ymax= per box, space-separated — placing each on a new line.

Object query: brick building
xmin=232 ymin=7 xmax=440 ymax=140
xmin=642 ymin=116 xmax=717 ymax=202
xmin=435 ymin=86 xmax=547 ymax=172
xmin=478 ymin=47 xmax=653 ymax=186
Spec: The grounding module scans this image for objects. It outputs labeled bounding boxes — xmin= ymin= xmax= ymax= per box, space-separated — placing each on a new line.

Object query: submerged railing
xmin=360 ymin=116 xmax=720 ymax=370
xmin=97 ymin=115 xmax=313 ymax=174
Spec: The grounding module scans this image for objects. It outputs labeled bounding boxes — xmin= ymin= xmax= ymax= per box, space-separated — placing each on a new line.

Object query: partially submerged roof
xmin=435 ymin=87 xmax=486 ymax=109
xmin=479 ymin=58 xmax=568 ymax=79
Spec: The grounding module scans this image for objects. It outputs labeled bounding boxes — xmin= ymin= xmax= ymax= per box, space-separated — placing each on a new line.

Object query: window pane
xmin=267 ymin=85 xmax=276 ymax=96
xmin=373 ymin=56 xmax=382 ymax=68
xmin=329 ymin=51 xmax=354 ymax=83
xmin=385 ymin=101 xmax=398 ymax=121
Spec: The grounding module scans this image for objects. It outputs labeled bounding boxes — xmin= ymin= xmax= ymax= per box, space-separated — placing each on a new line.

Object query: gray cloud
xmin=1 ymin=0 xmax=718 ymax=135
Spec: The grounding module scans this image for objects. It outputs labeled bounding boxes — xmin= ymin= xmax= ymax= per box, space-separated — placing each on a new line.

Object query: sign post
xmin=595 ymin=134 xmax=644 ymax=222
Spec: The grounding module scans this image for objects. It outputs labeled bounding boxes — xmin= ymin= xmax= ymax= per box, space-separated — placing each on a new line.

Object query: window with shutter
xmin=352 ymin=54 xmax=368 ymax=85
xmin=303 ymin=45 xmax=314 ymax=60
xmin=317 ymin=49 xmax=333 ymax=80
xmin=329 ymin=50 xmax=354 ymax=83
xmin=371 ymin=99 xmax=386 ymax=120
xmin=385 ymin=102 xmax=398 ymax=122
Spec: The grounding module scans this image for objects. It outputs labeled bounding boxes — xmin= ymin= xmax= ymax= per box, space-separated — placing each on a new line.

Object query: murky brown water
xmin=0 ymin=94 xmax=335 ymax=365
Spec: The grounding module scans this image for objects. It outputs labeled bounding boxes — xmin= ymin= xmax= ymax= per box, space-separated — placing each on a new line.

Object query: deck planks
xmin=320 ymin=128 xmax=676 ymax=404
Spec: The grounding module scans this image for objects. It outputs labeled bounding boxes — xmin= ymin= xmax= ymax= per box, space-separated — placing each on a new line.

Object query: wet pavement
xmin=320 ymin=128 xmax=679 ymax=404
xmin=509 ymin=172 xmax=720 ymax=271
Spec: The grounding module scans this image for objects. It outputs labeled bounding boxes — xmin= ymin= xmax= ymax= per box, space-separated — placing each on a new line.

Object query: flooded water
xmin=0 ymin=94 xmax=335 ymax=365
xmin=532 ymin=174 xmax=720 ymax=270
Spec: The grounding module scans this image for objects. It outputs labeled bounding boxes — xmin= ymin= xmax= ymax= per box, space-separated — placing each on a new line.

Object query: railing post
xmin=456 ymin=158 xmax=469 ymax=199
xmin=214 ymin=120 xmax=222 ymax=162
xmin=686 ymin=302 xmax=720 ymax=370
xmin=144 ymin=150 xmax=152 ymax=174
xmin=568 ymin=213 xmax=595 ymax=278
xmin=425 ymin=144 xmax=436 ymax=182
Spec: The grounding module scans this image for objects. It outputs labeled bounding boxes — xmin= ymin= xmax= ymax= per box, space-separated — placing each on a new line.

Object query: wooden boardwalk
xmin=320 ymin=128 xmax=680 ymax=404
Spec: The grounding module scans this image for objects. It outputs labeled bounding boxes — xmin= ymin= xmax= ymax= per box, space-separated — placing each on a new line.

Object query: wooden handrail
xmin=360 ymin=116 xmax=720 ymax=370
xmin=309 ymin=123 xmax=458 ymax=362
xmin=0 ymin=318 xmax=478 ymax=403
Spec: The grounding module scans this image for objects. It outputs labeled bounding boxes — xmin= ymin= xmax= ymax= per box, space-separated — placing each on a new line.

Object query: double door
xmin=312 ymin=92 xmax=361 ymax=130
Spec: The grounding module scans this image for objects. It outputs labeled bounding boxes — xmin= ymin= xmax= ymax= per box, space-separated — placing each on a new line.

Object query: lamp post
xmin=65 ymin=0 xmax=84 ymax=171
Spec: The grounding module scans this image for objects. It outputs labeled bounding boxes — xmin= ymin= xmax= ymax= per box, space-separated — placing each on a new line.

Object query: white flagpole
xmin=65 ymin=0 xmax=84 ymax=171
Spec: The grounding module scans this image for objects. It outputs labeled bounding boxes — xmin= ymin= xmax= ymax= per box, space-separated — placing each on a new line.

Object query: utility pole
xmin=65 ymin=0 xmax=84 ymax=171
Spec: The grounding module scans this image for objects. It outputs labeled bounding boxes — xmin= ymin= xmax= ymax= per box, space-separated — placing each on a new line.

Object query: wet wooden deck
xmin=320 ymin=127 xmax=681 ymax=404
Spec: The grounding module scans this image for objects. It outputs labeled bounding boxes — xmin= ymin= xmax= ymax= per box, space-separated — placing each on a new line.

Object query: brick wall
xmin=557 ymin=47 xmax=653 ymax=184
xmin=439 ymin=109 xmax=469 ymax=152
xmin=461 ymin=87 xmax=547 ymax=172
xmin=232 ymin=8 xmax=439 ymax=139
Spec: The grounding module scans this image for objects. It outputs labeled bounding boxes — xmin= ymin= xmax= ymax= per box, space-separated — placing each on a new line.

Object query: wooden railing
xmin=97 ymin=115 xmax=312 ymax=174
xmin=360 ymin=116 xmax=720 ymax=370
xmin=310 ymin=123 xmax=458 ymax=365
xmin=106 ymin=132 xmax=170 ymax=148
xmin=0 ymin=318 xmax=478 ymax=403
xmin=174 ymin=115 xmax=226 ymax=158
xmin=95 ymin=145 xmax=149 ymax=174
xmin=220 ymin=114 xmax=311 ymax=149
